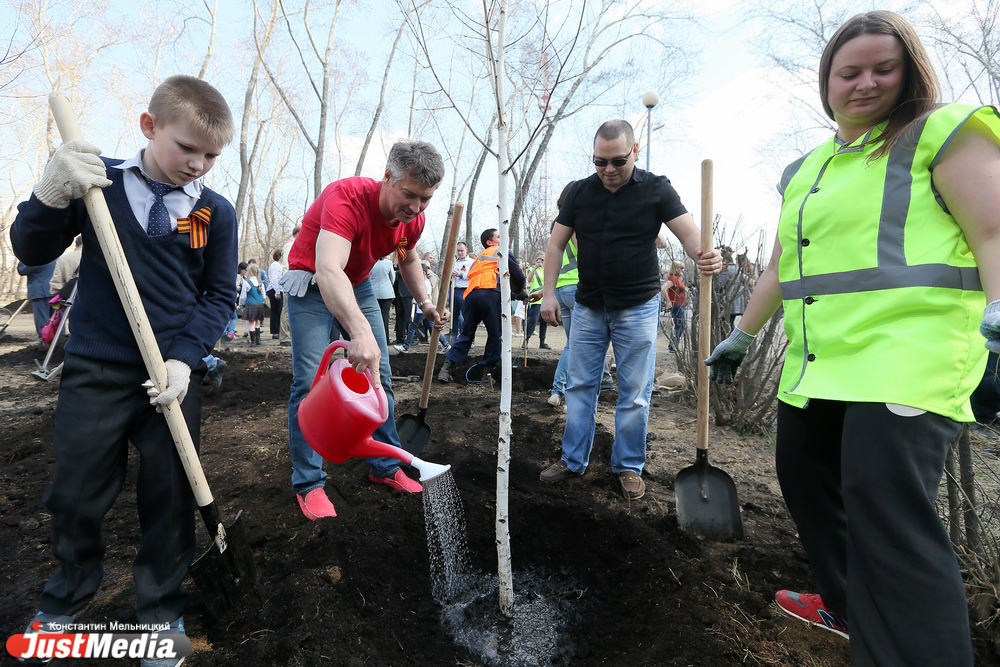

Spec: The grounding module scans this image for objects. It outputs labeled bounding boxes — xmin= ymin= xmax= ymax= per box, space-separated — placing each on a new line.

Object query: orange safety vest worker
xmin=464 ymin=246 xmax=502 ymax=299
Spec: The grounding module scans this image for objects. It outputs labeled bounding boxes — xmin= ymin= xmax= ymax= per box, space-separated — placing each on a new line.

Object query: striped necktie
xmin=141 ymin=175 xmax=179 ymax=236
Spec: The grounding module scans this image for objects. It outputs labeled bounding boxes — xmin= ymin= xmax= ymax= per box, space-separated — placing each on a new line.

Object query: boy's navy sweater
xmin=11 ymin=157 xmax=238 ymax=369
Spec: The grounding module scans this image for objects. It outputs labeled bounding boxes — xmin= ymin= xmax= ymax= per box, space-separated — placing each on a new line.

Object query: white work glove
xmin=982 ymin=299 xmax=1000 ymax=353
xmin=279 ymin=269 xmax=315 ymax=298
xmin=32 ymin=140 xmax=112 ymax=209
xmin=142 ymin=359 xmax=192 ymax=412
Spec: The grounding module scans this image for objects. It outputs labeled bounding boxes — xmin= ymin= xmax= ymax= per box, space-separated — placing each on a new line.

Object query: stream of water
xmin=422 ymin=472 xmax=579 ymax=666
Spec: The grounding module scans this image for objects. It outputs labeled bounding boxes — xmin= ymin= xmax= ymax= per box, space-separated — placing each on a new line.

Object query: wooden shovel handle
xmin=419 ymin=202 xmax=464 ymax=408
xmin=696 ymin=160 xmax=713 ymax=452
xmin=48 ymin=92 xmax=215 ymax=508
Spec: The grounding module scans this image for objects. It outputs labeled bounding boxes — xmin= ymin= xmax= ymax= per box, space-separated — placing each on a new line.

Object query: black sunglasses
xmin=592 ymin=155 xmax=630 ymax=167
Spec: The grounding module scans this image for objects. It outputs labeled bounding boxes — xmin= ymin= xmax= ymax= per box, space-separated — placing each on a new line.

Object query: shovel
xmin=0 ymin=299 xmax=29 ymax=341
xmin=49 ymin=93 xmax=256 ymax=613
xmin=397 ymin=202 xmax=464 ymax=455
xmin=675 ymin=159 xmax=743 ymax=540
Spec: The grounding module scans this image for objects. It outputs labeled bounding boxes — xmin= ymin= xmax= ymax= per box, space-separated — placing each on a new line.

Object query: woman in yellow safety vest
xmin=706 ymin=11 xmax=999 ymax=666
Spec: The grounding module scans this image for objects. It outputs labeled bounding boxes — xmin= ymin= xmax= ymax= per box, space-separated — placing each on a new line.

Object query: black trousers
xmin=446 ymin=289 xmax=502 ymax=367
xmin=776 ymin=399 xmax=972 ymax=666
xmin=377 ymin=298 xmax=393 ymax=345
xmin=524 ymin=303 xmax=546 ymax=345
xmin=394 ymin=294 xmax=412 ymax=344
xmin=39 ymin=353 xmax=204 ymax=624
xmin=268 ymin=291 xmax=283 ymax=335
xmin=970 ymin=351 xmax=1000 ymax=424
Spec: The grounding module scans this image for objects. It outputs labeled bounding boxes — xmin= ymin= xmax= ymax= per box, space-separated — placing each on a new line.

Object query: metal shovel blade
xmin=397 ymin=408 xmax=431 ymax=456
xmin=188 ymin=509 xmax=257 ymax=615
xmin=675 ymin=449 xmax=744 ymax=540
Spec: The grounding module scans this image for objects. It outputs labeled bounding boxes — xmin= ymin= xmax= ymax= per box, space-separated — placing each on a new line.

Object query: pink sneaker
xmin=296 ymin=488 xmax=337 ymax=520
xmin=775 ymin=590 xmax=849 ymax=639
xmin=369 ymin=469 xmax=422 ymax=493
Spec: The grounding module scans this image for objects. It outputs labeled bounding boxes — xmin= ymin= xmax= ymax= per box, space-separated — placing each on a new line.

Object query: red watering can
xmin=298 ymin=340 xmax=451 ymax=482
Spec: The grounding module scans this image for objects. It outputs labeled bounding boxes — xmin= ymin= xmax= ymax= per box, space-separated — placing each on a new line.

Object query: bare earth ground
xmin=1 ymin=304 xmax=997 ymax=666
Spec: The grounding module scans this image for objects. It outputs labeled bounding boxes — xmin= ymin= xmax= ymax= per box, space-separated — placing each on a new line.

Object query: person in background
xmin=399 ymin=259 xmax=445 ymax=353
xmin=10 ymin=74 xmax=237 ymax=667
xmin=438 ymin=228 xmax=526 ymax=382
xmin=50 ymin=235 xmax=83 ymax=296
xmin=279 ymin=225 xmax=300 ymax=347
xmin=705 ymin=11 xmax=999 ymax=665
xmin=522 ymin=254 xmax=549 ymax=349
xmin=661 ymin=259 xmax=687 ymax=352
xmin=451 ymin=241 xmax=474 ymax=340
xmin=17 ymin=259 xmax=57 ymax=345
xmin=239 ymin=264 xmax=266 ymax=346
xmin=392 ymin=257 xmax=414 ymax=346
xmin=267 ymin=248 xmax=284 ymax=339
xmin=512 ymin=259 xmax=527 ymax=337
xmin=225 ymin=261 xmax=247 ymax=340
xmin=371 ymin=254 xmax=396 ymax=348
xmin=717 ymin=246 xmax=748 ymax=329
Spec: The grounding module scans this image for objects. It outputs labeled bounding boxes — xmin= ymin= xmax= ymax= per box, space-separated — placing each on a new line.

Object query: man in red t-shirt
xmin=280 ymin=140 xmax=447 ymax=520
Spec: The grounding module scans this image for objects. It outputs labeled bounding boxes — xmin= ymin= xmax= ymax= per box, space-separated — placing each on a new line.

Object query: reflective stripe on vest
xmin=556 ymin=239 xmax=578 ymax=288
xmin=464 ymin=246 xmax=501 ymax=299
xmin=529 ymin=267 xmax=544 ymax=293
xmin=774 ymin=103 xmax=998 ymax=420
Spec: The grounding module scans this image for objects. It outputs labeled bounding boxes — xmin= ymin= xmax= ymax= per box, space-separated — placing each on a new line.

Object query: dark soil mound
xmin=1 ymin=346 xmax=995 ymax=665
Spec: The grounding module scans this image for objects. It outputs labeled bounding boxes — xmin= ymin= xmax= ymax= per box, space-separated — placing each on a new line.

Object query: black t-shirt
xmin=556 ymin=168 xmax=687 ymax=309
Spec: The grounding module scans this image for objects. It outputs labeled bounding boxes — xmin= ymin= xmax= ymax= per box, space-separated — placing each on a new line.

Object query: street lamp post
xmin=642 ymin=90 xmax=659 ymax=172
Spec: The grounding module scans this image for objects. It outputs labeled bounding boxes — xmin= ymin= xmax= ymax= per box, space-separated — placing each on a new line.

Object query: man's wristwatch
xmin=417 ymin=298 xmax=432 ymax=310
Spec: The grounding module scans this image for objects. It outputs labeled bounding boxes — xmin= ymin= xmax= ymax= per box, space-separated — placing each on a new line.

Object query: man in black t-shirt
xmin=538 ymin=119 xmax=722 ymax=500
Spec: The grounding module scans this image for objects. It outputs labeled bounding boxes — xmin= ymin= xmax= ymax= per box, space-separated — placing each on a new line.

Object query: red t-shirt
xmin=287 ymin=177 xmax=425 ymax=285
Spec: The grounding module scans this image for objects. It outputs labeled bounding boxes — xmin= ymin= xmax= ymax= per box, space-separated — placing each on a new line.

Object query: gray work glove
xmin=279 ymin=269 xmax=315 ymax=298
xmin=982 ymin=300 xmax=1000 ymax=353
xmin=704 ymin=326 xmax=756 ymax=385
xmin=32 ymin=140 xmax=112 ymax=208
xmin=143 ymin=359 xmax=192 ymax=412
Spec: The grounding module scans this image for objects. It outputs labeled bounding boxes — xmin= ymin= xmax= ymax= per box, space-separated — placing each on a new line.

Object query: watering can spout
xmin=410 ymin=456 xmax=451 ymax=483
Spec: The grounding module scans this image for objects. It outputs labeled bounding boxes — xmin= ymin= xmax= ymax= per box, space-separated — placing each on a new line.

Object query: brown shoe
xmin=619 ymin=471 xmax=645 ymax=500
xmin=539 ymin=460 xmax=582 ymax=483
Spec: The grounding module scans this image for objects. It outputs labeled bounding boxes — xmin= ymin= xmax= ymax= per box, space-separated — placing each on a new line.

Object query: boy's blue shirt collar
xmin=112 ymin=150 xmax=203 ymax=198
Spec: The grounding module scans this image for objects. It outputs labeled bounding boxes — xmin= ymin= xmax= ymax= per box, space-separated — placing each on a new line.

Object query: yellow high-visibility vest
xmin=556 ymin=238 xmax=579 ymax=289
xmin=775 ymin=103 xmax=999 ymax=421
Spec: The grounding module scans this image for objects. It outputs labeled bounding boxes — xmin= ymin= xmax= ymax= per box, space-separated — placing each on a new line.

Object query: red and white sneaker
xmin=369 ymin=469 xmax=423 ymax=493
xmin=296 ymin=488 xmax=337 ymax=520
xmin=775 ymin=590 xmax=849 ymax=639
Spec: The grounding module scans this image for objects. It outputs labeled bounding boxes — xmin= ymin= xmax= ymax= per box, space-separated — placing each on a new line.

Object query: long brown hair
xmin=818 ymin=11 xmax=940 ymax=160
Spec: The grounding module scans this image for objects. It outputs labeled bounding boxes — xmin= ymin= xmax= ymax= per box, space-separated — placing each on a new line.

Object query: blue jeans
xmin=287 ymin=279 xmax=400 ymax=495
xmin=560 ymin=295 xmax=659 ymax=475
xmin=224 ymin=308 xmax=237 ymax=336
xmin=670 ymin=304 xmax=685 ymax=340
xmin=552 ymin=284 xmax=611 ymax=396
xmin=32 ymin=297 xmax=52 ymax=338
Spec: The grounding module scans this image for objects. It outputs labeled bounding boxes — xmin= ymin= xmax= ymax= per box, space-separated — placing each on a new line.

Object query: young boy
xmin=11 ymin=75 xmax=237 ymax=667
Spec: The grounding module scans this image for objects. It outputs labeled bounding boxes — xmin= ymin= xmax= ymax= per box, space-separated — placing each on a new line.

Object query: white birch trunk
xmin=491 ymin=0 xmax=515 ymax=618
